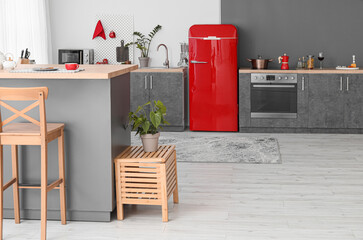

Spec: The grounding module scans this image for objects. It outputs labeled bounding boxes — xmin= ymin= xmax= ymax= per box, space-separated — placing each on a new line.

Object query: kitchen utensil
xmin=296 ymin=58 xmax=303 ymax=69
xmin=3 ymin=53 xmax=17 ymax=70
xmin=21 ymin=50 xmax=24 ymax=58
xmin=336 ymin=66 xmax=359 ymax=70
xmin=278 ymin=53 xmax=290 ymax=70
xmin=307 ymin=55 xmax=314 ymax=69
xmin=116 ymin=40 xmax=129 ymax=62
xmin=33 ymin=67 xmax=59 ymax=71
xmin=65 ymin=63 xmax=79 ymax=70
xmin=247 ymin=56 xmax=273 ymax=69
xmin=350 ymin=55 xmax=357 ymax=68
xmin=318 ymin=52 xmax=324 ymax=69
xmin=24 ymin=48 xmax=28 ymax=59
xmin=109 ymin=31 xmax=116 ymax=38
xmin=177 ymin=42 xmax=189 ymax=67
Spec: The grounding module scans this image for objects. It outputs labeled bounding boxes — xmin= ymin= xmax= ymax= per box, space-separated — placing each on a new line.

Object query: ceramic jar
xmin=3 ymin=53 xmax=16 ymax=70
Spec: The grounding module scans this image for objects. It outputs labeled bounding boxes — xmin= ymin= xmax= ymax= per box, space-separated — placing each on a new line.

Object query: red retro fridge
xmin=189 ymin=24 xmax=238 ymax=131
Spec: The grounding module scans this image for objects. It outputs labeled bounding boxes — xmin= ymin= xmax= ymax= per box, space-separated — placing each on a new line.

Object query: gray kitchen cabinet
xmin=239 ymin=73 xmax=251 ymax=128
xmin=344 ymin=74 xmax=363 ymax=128
xmin=149 ymin=72 xmax=185 ymax=131
xmin=307 ymin=74 xmax=363 ymax=129
xmin=308 ymin=74 xmax=345 ymax=128
xmin=130 ymin=72 xmax=149 ymax=113
xmin=130 ymin=71 xmax=186 ymax=131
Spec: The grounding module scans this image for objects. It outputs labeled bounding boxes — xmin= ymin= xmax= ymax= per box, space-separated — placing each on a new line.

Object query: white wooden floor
xmin=3 ymin=133 xmax=363 ymax=240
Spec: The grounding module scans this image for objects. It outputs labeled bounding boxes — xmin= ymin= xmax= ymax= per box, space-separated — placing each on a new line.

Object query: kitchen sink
xmin=143 ymin=66 xmax=182 ymax=69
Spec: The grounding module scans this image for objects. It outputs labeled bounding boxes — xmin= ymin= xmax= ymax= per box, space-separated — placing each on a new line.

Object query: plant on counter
xmin=125 ymin=25 xmax=162 ymax=68
xmin=128 ymin=100 xmax=169 ymax=152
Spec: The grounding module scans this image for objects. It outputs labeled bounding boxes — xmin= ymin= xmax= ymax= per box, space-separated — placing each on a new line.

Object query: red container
xmin=278 ymin=54 xmax=290 ymax=70
xmin=189 ymin=24 xmax=238 ymax=132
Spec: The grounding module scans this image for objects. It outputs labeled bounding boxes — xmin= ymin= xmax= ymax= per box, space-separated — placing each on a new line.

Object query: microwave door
xmin=59 ymin=50 xmax=81 ymax=64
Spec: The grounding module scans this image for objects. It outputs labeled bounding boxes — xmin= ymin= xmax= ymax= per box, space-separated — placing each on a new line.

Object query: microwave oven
xmin=58 ymin=49 xmax=94 ymax=64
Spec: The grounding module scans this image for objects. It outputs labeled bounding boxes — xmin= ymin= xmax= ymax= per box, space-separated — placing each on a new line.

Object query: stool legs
xmin=161 ymin=165 xmax=168 ymax=222
xmin=58 ymin=131 xmax=66 ymax=225
xmin=173 ymin=151 xmax=179 ymax=204
xmin=0 ymin=144 xmax=3 ymax=239
xmin=40 ymin=144 xmax=48 ymax=240
xmin=11 ymin=145 xmax=20 ymax=224
xmin=115 ymin=162 xmax=124 ymax=220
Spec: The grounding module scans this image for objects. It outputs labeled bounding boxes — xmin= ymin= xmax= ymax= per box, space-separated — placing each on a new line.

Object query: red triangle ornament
xmin=92 ymin=20 xmax=106 ymax=40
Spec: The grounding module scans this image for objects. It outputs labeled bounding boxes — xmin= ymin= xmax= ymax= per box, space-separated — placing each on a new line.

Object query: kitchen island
xmin=0 ymin=64 xmax=137 ymax=221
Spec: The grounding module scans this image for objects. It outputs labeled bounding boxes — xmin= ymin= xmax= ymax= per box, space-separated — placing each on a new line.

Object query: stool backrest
xmin=0 ymin=87 xmax=49 ymax=136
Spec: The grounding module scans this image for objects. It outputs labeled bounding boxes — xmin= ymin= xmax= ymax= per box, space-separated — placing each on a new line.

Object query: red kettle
xmin=278 ymin=53 xmax=289 ymax=70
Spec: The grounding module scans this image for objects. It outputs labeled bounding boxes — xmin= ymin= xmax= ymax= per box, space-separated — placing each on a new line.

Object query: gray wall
xmin=222 ymin=0 xmax=363 ymax=69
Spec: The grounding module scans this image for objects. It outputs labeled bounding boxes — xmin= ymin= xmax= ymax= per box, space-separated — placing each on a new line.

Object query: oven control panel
xmin=251 ymin=73 xmax=297 ymax=83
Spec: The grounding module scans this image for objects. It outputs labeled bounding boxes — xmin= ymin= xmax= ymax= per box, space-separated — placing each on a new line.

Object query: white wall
xmin=49 ymin=0 xmax=221 ymax=67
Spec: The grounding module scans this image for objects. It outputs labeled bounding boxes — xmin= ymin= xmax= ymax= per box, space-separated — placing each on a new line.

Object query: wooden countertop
xmin=239 ymin=68 xmax=363 ymax=74
xmin=132 ymin=67 xmax=186 ymax=73
xmin=0 ymin=64 xmax=138 ymax=79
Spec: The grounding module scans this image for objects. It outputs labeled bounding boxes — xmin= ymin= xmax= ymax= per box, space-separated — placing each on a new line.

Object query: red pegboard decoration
xmin=93 ymin=20 xmax=106 ymax=40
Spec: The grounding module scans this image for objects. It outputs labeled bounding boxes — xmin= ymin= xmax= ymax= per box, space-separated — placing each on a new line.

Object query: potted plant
xmin=126 ymin=25 xmax=162 ymax=68
xmin=128 ymin=100 xmax=169 ymax=152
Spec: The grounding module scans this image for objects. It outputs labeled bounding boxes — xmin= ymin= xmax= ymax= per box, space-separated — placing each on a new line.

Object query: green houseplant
xmin=126 ymin=25 xmax=162 ymax=68
xmin=128 ymin=100 xmax=169 ymax=152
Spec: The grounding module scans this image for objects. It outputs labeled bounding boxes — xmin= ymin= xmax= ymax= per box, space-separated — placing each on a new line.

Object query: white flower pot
xmin=140 ymin=132 xmax=160 ymax=152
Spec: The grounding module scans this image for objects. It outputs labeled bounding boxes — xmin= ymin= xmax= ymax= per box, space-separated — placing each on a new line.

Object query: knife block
xmin=18 ymin=58 xmax=30 ymax=64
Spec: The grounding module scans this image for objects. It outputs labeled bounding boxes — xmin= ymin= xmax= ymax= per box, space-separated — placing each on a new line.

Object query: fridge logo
xmin=203 ymin=36 xmax=221 ymax=40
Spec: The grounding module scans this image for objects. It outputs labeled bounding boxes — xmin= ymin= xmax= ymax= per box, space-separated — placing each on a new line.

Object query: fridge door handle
xmin=191 ymin=60 xmax=208 ymax=64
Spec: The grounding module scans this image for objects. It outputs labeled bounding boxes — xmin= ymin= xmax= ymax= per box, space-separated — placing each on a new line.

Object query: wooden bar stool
xmin=0 ymin=87 xmax=66 ymax=240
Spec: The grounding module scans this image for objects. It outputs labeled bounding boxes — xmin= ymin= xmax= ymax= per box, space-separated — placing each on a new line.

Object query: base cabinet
xmin=307 ymin=74 xmax=345 ymax=128
xmin=239 ymin=73 xmax=363 ymax=132
xmin=130 ymin=71 xmax=186 ymax=131
xmin=308 ymin=74 xmax=363 ymax=129
xmin=344 ymin=75 xmax=363 ymax=128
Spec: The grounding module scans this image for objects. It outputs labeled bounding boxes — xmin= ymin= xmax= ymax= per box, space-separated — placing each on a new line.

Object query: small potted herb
xmin=125 ymin=25 xmax=162 ymax=68
xmin=128 ymin=100 xmax=169 ymax=152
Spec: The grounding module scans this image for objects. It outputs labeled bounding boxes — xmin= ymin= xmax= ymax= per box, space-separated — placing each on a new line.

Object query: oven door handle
xmin=252 ymin=84 xmax=296 ymax=88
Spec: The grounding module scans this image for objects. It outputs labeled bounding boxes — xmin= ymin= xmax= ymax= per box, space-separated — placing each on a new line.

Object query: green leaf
xmin=155 ymin=100 xmax=166 ymax=114
xmin=142 ymin=121 xmax=150 ymax=134
xmin=150 ymin=111 xmax=161 ymax=128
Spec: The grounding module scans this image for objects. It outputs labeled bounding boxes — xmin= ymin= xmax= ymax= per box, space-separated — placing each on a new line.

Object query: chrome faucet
xmin=157 ymin=44 xmax=169 ymax=68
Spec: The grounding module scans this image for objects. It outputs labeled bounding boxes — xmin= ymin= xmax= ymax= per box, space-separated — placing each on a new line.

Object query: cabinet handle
xmin=346 ymin=77 xmax=349 ymax=91
xmin=144 ymin=75 xmax=147 ymax=89
xmin=302 ymin=77 xmax=305 ymax=91
xmin=150 ymin=75 xmax=153 ymax=90
xmin=340 ymin=77 xmax=343 ymax=91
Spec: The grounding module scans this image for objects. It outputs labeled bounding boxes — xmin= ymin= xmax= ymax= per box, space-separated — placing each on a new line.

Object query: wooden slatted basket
xmin=114 ymin=145 xmax=179 ymax=222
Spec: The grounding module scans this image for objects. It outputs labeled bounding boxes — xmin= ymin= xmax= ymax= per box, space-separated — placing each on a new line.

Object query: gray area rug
xmin=131 ymin=132 xmax=281 ymax=164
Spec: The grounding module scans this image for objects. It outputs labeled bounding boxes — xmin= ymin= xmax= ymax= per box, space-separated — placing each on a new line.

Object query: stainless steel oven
xmin=251 ymin=73 xmax=297 ymax=119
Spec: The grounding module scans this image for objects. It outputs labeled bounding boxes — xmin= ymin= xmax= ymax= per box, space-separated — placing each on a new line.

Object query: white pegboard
xmin=93 ymin=14 xmax=134 ymax=64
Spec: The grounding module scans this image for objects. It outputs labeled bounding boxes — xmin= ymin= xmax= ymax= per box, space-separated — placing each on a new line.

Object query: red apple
xmin=109 ymin=31 xmax=116 ymax=38
xmin=103 ymin=59 xmax=108 ymax=64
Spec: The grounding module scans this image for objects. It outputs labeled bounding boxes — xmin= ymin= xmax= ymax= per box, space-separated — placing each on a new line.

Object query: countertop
xmin=239 ymin=68 xmax=363 ymax=74
xmin=0 ymin=64 xmax=138 ymax=79
xmin=132 ymin=67 xmax=187 ymax=73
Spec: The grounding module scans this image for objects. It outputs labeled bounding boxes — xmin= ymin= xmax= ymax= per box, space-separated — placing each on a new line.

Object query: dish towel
xmin=9 ymin=68 xmax=85 ymax=73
